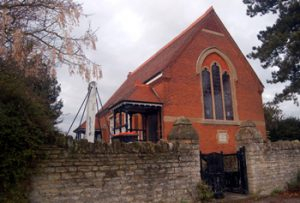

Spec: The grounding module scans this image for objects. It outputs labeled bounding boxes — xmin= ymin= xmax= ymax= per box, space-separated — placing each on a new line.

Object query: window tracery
xmin=202 ymin=61 xmax=234 ymax=120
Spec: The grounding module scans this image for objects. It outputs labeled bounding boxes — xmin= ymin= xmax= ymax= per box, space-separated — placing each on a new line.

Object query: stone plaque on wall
xmin=217 ymin=130 xmax=228 ymax=144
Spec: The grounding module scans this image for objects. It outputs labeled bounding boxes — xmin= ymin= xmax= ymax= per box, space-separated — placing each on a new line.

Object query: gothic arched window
xmin=222 ymin=72 xmax=234 ymax=120
xmin=202 ymin=62 xmax=234 ymax=120
xmin=202 ymin=68 xmax=213 ymax=119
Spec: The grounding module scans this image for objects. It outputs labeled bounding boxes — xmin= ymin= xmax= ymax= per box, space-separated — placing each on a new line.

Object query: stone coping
xmin=43 ymin=134 xmax=200 ymax=154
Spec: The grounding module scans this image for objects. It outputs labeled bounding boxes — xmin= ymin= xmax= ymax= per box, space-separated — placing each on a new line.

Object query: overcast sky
xmin=57 ymin=0 xmax=300 ymax=135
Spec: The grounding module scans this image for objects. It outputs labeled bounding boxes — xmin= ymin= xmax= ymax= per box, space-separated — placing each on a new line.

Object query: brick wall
xmin=99 ymin=10 xmax=266 ymax=153
xmin=30 ymin=117 xmax=201 ymax=203
xmin=160 ymin=13 xmax=266 ymax=153
xmin=236 ymin=121 xmax=300 ymax=195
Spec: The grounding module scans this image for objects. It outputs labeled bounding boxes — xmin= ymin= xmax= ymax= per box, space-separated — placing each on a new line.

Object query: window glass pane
xmin=202 ymin=69 xmax=213 ymax=119
xmin=212 ymin=63 xmax=224 ymax=120
xmin=222 ymin=72 xmax=234 ymax=120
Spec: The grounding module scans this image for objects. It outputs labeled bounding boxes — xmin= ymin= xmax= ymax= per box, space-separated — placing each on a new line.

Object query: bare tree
xmin=0 ymin=0 xmax=101 ymax=80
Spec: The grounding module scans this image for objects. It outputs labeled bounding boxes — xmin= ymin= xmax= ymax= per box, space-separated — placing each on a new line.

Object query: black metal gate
xmin=200 ymin=147 xmax=248 ymax=198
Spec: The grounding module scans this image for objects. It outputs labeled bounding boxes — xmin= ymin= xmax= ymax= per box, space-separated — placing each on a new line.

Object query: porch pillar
xmin=158 ymin=109 xmax=162 ymax=139
xmin=113 ymin=111 xmax=116 ymax=134
xmin=119 ymin=109 xmax=122 ymax=133
xmin=125 ymin=111 xmax=128 ymax=132
xmin=129 ymin=113 xmax=132 ymax=132
xmin=143 ymin=114 xmax=147 ymax=141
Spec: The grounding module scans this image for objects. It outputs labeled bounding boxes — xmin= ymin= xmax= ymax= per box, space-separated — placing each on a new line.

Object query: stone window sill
xmin=200 ymin=119 xmax=240 ymax=126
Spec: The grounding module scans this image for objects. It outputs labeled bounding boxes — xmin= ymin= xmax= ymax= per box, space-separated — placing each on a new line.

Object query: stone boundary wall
xmin=236 ymin=121 xmax=300 ymax=195
xmin=30 ymin=117 xmax=201 ymax=203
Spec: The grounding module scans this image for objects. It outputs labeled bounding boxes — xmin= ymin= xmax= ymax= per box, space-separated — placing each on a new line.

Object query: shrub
xmin=0 ymin=63 xmax=61 ymax=202
xmin=196 ymin=182 xmax=214 ymax=201
xmin=287 ymin=170 xmax=300 ymax=192
xmin=270 ymin=188 xmax=283 ymax=196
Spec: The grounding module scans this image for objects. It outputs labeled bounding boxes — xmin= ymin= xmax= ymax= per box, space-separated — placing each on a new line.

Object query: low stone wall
xmin=236 ymin=121 xmax=300 ymax=195
xmin=30 ymin=117 xmax=201 ymax=203
xmin=31 ymin=119 xmax=300 ymax=200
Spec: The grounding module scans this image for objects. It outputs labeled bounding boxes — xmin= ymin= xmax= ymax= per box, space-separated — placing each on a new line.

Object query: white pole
xmin=84 ymin=81 xmax=97 ymax=143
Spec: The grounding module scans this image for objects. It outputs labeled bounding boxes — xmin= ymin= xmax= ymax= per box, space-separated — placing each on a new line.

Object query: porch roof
xmin=73 ymin=119 xmax=101 ymax=133
xmin=111 ymin=100 xmax=162 ymax=113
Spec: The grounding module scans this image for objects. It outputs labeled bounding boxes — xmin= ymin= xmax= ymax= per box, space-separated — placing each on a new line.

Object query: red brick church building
xmin=77 ymin=7 xmax=266 ymax=153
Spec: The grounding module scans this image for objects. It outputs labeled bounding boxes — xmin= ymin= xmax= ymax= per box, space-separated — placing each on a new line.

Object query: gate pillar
xmin=235 ymin=120 xmax=264 ymax=194
xmin=168 ymin=117 xmax=201 ymax=196
xmin=168 ymin=116 xmax=199 ymax=144
xmin=235 ymin=120 xmax=264 ymax=149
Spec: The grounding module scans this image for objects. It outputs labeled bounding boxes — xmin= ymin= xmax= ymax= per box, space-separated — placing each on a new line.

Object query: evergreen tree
xmin=263 ymin=102 xmax=300 ymax=141
xmin=269 ymin=117 xmax=300 ymax=141
xmin=0 ymin=0 xmax=99 ymax=200
xmin=0 ymin=59 xmax=62 ymax=201
xmin=25 ymin=65 xmax=63 ymax=125
xmin=243 ymin=0 xmax=300 ymax=104
xmin=263 ymin=102 xmax=283 ymax=132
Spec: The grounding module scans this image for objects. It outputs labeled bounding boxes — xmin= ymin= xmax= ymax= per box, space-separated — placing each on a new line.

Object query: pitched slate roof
xmin=125 ymin=83 xmax=161 ymax=103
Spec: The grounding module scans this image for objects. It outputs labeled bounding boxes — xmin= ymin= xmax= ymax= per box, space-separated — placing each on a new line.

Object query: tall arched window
xmin=202 ymin=62 xmax=234 ymax=120
xmin=222 ymin=72 xmax=233 ymax=120
xmin=212 ymin=63 xmax=224 ymax=120
xmin=202 ymin=68 xmax=213 ymax=119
